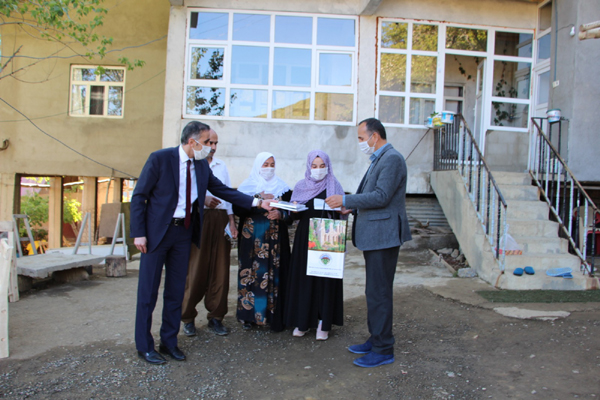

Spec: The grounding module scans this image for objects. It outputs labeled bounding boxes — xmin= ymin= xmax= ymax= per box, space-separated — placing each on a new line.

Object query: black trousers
xmin=363 ymin=246 xmax=400 ymax=356
xmin=135 ymin=223 xmax=192 ymax=353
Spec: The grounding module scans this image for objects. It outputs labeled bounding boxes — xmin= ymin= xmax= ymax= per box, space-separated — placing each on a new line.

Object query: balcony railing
xmin=529 ymin=118 xmax=597 ymax=276
xmin=434 ymin=115 xmax=508 ymax=271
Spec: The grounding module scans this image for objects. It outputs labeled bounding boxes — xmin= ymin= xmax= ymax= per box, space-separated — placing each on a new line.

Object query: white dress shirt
xmin=205 ymin=157 xmax=233 ymax=215
xmin=173 ymin=145 xmax=198 ymax=219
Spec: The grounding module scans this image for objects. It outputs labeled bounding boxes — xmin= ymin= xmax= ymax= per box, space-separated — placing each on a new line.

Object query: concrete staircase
xmin=431 ymin=170 xmax=599 ymax=290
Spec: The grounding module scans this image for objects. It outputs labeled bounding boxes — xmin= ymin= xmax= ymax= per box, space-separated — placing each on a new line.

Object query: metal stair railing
xmin=529 ymin=118 xmax=597 ymax=277
xmin=433 ymin=114 xmax=508 ymax=271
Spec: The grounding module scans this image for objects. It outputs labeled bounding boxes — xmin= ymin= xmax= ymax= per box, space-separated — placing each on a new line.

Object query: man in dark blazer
xmin=326 ymin=118 xmax=411 ymax=368
xmin=131 ymin=121 xmax=273 ymax=365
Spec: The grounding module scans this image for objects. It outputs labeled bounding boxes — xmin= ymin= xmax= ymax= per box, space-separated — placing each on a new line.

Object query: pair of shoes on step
xmin=348 ymin=341 xmax=394 ymax=368
xmin=292 ymin=320 xmax=329 ymax=340
xmin=513 ymin=266 xmax=535 ymax=276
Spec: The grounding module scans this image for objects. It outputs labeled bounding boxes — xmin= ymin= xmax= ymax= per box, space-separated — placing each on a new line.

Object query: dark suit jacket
xmin=130 ymin=147 xmax=253 ymax=253
xmin=344 ymin=144 xmax=412 ymax=251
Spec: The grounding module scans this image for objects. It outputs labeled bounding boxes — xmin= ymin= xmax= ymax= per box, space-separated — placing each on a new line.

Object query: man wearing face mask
xmin=131 ymin=121 xmax=274 ymax=365
xmin=326 ymin=118 xmax=411 ymax=368
xmin=181 ymin=129 xmax=238 ymax=337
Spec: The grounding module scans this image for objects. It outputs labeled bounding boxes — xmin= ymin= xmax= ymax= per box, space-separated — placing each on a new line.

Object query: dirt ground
xmin=1 ymin=247 xmax=599 ymax=399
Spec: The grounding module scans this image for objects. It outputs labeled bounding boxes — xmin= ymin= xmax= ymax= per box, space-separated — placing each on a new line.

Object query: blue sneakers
xmin=353 ymin=351 xmax=395 ymax=368
xmin=348 ymin=341 xmax=372 ymax=354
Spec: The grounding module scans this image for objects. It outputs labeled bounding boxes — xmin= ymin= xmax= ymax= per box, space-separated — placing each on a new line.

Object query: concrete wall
xmin=550 ymin=0 xmax=600 ymax=182
xmin=164 ymin=0 xmax=538 ymax=193
xmin=0 ymin=0 xmax=169 ymax=181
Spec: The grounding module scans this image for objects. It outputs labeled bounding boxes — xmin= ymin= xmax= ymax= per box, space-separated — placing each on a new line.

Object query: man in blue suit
xmin=326 ymin=118 xmax=411 ymax=368
xmin=131 ymin=121 xmax=273 ymax=365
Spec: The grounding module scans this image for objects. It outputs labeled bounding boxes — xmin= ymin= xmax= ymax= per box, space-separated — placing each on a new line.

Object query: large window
xmin=184 ymin=10 xmax=358 ymax=124
xmin=69 ymin=65 xmax=125 ymax=118
xmin=377 ymin=20 xmax=533 ymax=132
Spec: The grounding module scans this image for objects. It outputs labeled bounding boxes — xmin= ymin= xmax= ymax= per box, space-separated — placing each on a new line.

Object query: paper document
xmin=313 ymin=198 xmax=341 ymax=211
xmin=270 ymin=201 xmax=308 ymax=212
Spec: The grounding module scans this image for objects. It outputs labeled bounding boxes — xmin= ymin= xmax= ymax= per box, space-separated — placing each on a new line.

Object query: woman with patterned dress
xmin=234 ymin=152 xmax=292 ymax=332
xmin=285 ymin=150 xmax=346 ymax=340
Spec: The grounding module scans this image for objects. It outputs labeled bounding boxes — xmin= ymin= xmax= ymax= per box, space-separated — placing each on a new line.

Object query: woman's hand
xmin=267 ymin=210 xmax=281 ymax=220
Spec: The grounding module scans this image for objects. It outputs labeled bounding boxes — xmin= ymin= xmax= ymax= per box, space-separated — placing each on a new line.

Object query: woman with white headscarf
xmin=234 ymin=152 xmax=292 ymax=332
xmin=284 ymin=150 xmax=345 ymax=341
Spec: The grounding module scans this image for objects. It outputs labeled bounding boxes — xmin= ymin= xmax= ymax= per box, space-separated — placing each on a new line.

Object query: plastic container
xmin=547 ymin=108 xmax=561 ymax=123
xmin=441 ymin=111 xmax=455 ymax=124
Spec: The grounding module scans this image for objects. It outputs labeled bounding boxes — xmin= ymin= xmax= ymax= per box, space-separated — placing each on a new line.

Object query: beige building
xmin=0 ymin=0 xmax=170 ymax=247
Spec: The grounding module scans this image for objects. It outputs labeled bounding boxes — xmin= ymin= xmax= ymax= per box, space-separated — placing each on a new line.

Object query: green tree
xmin=0 ymin=0 xmax=144 ymax=81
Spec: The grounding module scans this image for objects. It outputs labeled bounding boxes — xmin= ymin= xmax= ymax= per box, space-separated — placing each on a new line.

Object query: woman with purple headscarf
xmin=284 ymin=150 xmax=345 ymax=340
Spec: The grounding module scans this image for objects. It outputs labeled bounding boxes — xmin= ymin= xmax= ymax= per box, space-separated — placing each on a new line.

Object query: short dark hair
xmin=359 ymin=118 xmax=387 ymax=140
xmin=180 ymin=121 xmax=210 ymax=145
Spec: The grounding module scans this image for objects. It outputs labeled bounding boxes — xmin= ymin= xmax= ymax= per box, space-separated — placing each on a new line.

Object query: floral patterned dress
xmin=234 ymin=190 xmax=291 ymax=331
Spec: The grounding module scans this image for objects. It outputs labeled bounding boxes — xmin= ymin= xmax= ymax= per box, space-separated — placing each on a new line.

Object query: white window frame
xmin=69 ymin=65 xmax=126 ymax=118
xmin=184 ymin=9 xmax=358 ymax=125
xmin=376 ymin=19 xmax=534 ymax=134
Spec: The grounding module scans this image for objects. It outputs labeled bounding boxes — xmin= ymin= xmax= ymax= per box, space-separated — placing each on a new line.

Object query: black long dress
xmin=233 ymin=190 xmax=292 ymax=332
xmin=284 ymin=190 xmax=344 ymax=332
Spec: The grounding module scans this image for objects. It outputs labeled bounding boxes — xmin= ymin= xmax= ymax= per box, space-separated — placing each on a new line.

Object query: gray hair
xmin=180 ymin=121 xmax=211 ymax=145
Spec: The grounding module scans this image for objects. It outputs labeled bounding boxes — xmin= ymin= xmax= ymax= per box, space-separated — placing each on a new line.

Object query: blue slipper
xmin=524 ymin=266 xmax=535 ymax=275
xmin=546 ymin=267 xmax=572 ymax=277
xmin=513 ymin=268 xmax=524 ymax=276
xmin=562 ymin=273 xmax=573 ymax=279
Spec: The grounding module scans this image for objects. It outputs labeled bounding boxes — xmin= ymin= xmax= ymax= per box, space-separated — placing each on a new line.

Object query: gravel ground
xmin=1 ymin=249 xmax=599 ymax=399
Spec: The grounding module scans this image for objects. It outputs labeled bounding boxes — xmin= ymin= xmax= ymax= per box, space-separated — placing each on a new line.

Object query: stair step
xmin=498 ymin=270 xmax=593 ymax=291
xmin=508 ymin=219 xmax=559 ymax=237
xmin=498 ymin=185 xmax=540 ymax=201
xmin=505 ymin=252 xmax=581 ymax=270
xmin=506 ymin=201 xmax=550 ymax=220
xmin=491 ymin=172 xmax=532 ymax=186
xmin=511 ymin=235 xmax=569 ymax=254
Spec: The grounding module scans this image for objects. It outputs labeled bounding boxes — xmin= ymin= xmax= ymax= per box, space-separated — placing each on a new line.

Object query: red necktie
xmin=185 ymin=159 xmax=192 ymax=229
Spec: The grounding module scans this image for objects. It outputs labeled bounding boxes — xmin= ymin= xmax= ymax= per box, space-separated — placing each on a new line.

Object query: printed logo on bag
xmin=320 ymin=254 xmax=331 ymax=265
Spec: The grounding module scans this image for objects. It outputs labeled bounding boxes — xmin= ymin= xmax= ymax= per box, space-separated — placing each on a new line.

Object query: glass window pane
xmin=492 ymin=102 xmax=529 ymax=128
xmin=381 ymin=21 xmax=407 ymax=49
xmin=71 ymin=85 xmax=86 ymax=115
xmin=314 ymin=93 xmax=353 ymax=122
xmin=537 ymin=34 xmax=551 ymax=62
xmin=108 ymin=86 xmax=123 ymax=116
xmin=317 ymin=18 xmax=355 ymax=47
xmin=275 ymin=16 xmax=312 ymax=44
xmin=413 ymin=24 xmax=438 ymax=51
xmin=230 ymin=89 xmax=268 ymax=118
xmin=409 ymin=98 xmax=435 ymax=125
xmin=190 ymin=12 xmax=228 ymax=40
xmin=319 ymin=53 xmax=352 ymax=86
xmin=537 ymin=70 xmax=550 ymax=105
xmin=191 ymin=47 xmax=224 ymax=80
xmin=493 ymin=60 xmax=531 ymax=99
xmin=231 ymin=46 xmax=269 ymax=85
xmin=274 ymin=48 xmax=311 ymax=87
xmin=233 ymin=13 xmax=270 ymax=42
xmin=444 ymin=86 xmax=463 ymax=97
xmin=494 ymin=32 xmax=533 ymax=58
xmin=272 ymin=91 xmax=310 ymax=120
xmin=380 ymin=53 xmax=406 ymax=92
xmin=379 ymin=96 xmax=404 ymax=124
xmin=100 ymin=69 xmax=124 ymax=82
xmin=411 ymin=55 xmax=437 ymax=93
xmin=186 ymin=86 xmax=225 ymax=116
xmin=90 ymin=86 xmax=105 ymax=115
xmin=73 ymin=68 xmax=96 ymax=81
xmin=446 ymin=27 xmax=488 ymax=52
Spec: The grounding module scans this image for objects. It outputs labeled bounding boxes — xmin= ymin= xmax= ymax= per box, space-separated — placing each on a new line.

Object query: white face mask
xmin=310 ymin=167 xmax=328 ymax=181
xmin=359 ymin=135 xmax=376 ymax=155
xmin=193 ymin=141 xmax=211 ymax=160
xmin=259 ymin=167 xmax=275 ymax=181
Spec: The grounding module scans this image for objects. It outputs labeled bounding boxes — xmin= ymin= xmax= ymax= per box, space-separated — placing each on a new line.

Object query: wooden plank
xmin=7 ymin=228 xmax=18 ymax=303
xmin=0 ymin=238 xmax=13 ymax=358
